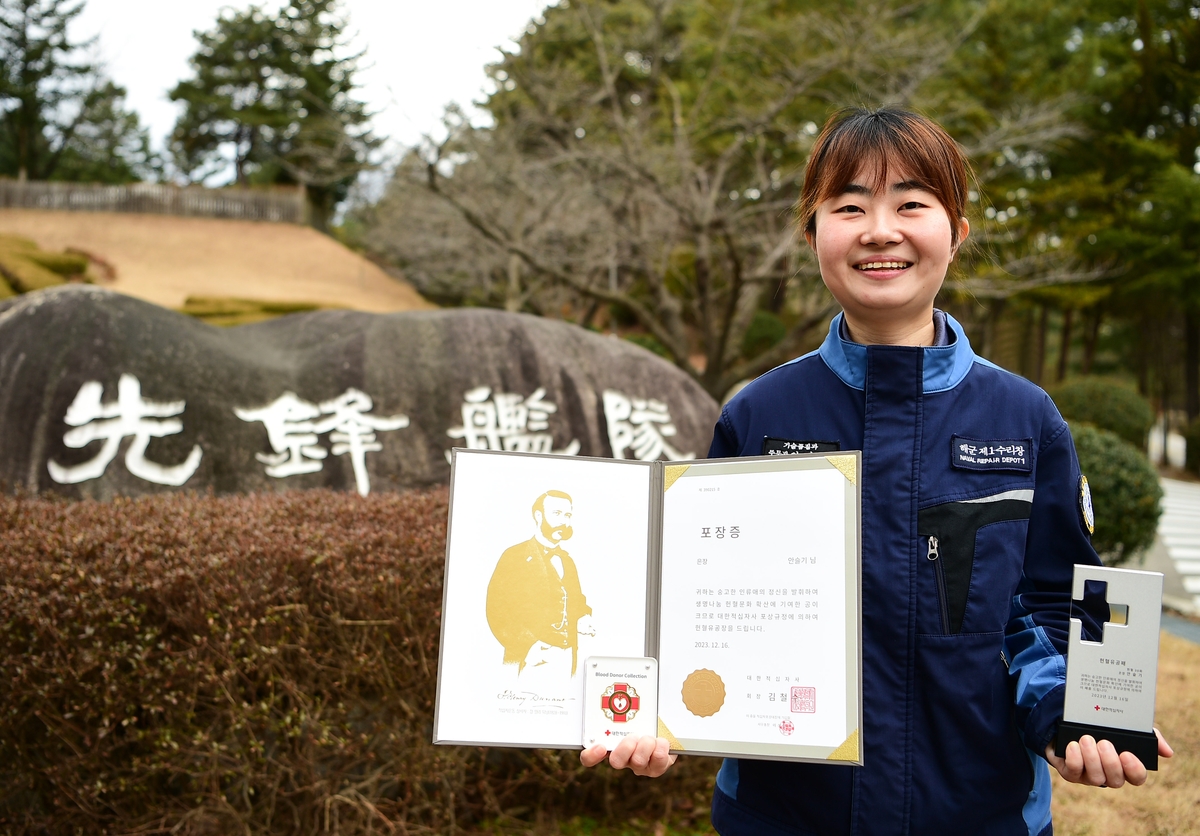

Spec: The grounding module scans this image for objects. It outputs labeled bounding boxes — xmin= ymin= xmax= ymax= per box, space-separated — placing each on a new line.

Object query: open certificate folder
xmin=433 ymin=448 xmax=863 ymax=765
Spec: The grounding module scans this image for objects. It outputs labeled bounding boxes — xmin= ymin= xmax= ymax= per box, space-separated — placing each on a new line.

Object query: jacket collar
xmin=816 ymin=311 xmax=977 ymax=394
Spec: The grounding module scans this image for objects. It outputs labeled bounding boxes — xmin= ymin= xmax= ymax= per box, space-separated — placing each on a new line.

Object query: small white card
xmin=583 ymin=656 xmax=659 ymax=750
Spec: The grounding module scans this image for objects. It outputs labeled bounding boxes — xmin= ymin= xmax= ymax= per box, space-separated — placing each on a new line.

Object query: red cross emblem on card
xmin=601 ymin=683 xmax=640 ymax=722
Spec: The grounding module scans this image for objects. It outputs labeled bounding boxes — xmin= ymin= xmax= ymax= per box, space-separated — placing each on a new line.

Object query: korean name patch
xmin=950 ymin=435 xmax=1034 ymax=473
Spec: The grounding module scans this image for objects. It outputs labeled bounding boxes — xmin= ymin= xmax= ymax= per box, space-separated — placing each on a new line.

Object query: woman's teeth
xmin=855 ymin=261 xmax=910 ymax=270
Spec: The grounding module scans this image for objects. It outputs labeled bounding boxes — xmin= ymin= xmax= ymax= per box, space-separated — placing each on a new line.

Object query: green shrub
xmin=0 ymin=488 xmax=717 ymax=834
xmin=741 ymin=310 xmax=787 ymax=358
xmin=623 ymin=332 xmax=673 ymax=359
xmin=1048 ymin=378 xmax=1154 ymax=450
xmin=1070 ymin=423 xmax=1163 ymax=565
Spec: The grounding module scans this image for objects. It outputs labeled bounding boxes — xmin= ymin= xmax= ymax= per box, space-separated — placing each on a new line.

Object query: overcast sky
xmin=73 ymin=0 xmax=555 ymax=167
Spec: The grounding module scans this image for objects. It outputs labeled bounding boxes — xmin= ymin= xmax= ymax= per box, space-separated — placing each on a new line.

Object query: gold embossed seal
xmin=681 ymin=669 xmax=726 ymax=717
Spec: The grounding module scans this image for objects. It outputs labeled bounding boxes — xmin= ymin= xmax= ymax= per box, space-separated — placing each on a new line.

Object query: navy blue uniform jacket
xmin=708 ymin=313 xmax=1099 ymax=836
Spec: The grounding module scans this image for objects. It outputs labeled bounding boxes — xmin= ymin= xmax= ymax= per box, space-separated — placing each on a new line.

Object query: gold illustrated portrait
xmin=682 ymin=669 xmax=726 ymax=717
xmin=485 ymin=490 xmax=596 ymax=678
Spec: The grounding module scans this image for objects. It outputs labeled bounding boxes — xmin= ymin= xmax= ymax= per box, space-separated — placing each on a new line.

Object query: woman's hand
xmin=580 ymin=735 xmax=677 ymax=777
xmin=1045 ymin=729 xmax=1173 ymax=788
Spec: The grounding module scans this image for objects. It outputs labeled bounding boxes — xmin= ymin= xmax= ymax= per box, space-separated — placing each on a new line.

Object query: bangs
xmin=816 ymin=142 xmax=920 ymax=201
xmin=797 ymin=108 xmax=970 ymax=245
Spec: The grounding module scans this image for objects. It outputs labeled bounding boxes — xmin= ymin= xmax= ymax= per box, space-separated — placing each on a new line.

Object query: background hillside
xmin=0 ymin=209 xmax=430 ymax=313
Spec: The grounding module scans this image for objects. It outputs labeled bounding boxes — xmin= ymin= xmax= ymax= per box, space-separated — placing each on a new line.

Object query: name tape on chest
xmin=761 ymin=437 xmax=840 ymax=456
xmin=950 ymin=435 xmax=1034 ymax=473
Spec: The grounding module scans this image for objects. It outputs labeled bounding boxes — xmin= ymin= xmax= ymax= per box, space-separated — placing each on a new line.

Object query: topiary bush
xmin=1070 ymin=423 xmax=1163 ymax=566
xmin=0 ymin=488 xmax=717 ymax=834
xmin=1048 ymin=378 xmax=1154 ymax=450
xmin=0 ymin=236 xmax=94 ymax=295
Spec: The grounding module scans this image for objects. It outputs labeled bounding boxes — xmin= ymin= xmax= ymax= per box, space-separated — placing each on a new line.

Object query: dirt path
xmin=0 ymin=209 xmax=431 ymax=313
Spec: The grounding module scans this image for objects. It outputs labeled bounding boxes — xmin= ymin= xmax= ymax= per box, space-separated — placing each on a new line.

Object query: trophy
xmin=1055 ymin=565 xmax=1163 ymax=769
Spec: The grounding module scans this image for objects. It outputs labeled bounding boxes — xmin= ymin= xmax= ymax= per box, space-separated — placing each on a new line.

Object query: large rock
xmin=0 ymin=287 xmax=720 ymax=499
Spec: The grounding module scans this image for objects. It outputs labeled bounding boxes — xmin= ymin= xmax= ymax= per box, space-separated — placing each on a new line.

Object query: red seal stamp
xmin=601 ymin=683 xmax=640 ymax=722
xmin=791 ymin=686 xmax=816 ymax=713
xmin=779 ymin=719 xmax=794 ymax=736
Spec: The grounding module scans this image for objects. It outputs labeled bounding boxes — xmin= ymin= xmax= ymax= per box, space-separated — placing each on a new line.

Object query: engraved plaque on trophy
xmin=1055 ymin=565 xmax=1163 ymax=769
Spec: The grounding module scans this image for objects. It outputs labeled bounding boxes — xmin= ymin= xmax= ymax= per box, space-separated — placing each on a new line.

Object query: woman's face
xmin=806 ymin=164 xmax=968 ymax=337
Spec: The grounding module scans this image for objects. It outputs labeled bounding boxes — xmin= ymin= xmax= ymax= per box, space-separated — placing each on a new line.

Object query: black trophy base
xmin=1055 ymin=721 xmax=1158 ymax=770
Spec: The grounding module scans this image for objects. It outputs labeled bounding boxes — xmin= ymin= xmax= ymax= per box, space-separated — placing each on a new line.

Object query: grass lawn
xmin=1052 ymin=630 xmax=1200 ymax=835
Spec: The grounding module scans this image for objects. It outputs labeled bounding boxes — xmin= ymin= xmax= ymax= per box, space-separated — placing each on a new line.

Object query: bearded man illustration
xmin=486 ymin=490 xmax=595 ymax=677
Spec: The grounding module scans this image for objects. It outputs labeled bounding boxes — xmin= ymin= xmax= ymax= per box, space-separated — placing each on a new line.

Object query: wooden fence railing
xmin=0 ymin=179 xmax=308 ymax=225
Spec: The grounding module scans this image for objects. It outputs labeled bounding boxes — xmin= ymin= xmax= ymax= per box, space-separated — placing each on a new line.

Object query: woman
xmin=582 ymin=106 xmax=1172 ymax=836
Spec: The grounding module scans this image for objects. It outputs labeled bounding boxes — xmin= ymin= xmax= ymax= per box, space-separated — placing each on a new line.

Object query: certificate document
xmin=654 ymin=456 xmax=861 ymax=763
xmin=434 ymin=449 xmax=862 ymax=765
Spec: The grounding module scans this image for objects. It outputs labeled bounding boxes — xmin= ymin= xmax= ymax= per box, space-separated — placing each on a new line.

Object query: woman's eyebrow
xmin=836 ymin=180 xmax=929 ymax=196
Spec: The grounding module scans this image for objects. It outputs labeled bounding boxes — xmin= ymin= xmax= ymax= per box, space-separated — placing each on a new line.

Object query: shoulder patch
xmin=950 ymin=435 xmax=1034 ymax=473
xmin=762 ymin=437 xmax=840 ymax=456
xmin=1079 ymin=475 xmax=1095 ymax=535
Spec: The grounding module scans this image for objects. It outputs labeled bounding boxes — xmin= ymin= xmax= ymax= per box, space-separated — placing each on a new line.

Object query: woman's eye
xmin=834 ymin=204 xmax=864 ymax=214
xmin=900 ymin=201 xmax=926 ymax=211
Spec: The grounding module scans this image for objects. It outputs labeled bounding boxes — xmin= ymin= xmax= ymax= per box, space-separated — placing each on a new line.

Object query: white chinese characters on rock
xmin=236 ymin=388 xmax=409 ymax=496
xmin=446 ymin=386 xmax=581 ymax=460
xmin=47 ymin=374 xmax=203 ymax=486
xmin=603 ymin=390 xmax=694 ymax=461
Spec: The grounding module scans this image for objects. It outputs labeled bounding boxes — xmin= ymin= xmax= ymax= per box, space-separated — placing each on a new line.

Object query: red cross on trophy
xmin=601 ymin=683 xmax=641 ymax=723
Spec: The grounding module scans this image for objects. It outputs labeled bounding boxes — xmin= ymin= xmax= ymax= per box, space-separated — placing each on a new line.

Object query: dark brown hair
xmin=797 ymin=107 xmax=971 ymax=247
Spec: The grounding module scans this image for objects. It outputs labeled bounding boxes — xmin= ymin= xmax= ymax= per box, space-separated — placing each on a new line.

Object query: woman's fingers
xmin=583 ymin=736 xmax=677 ymax=777
xmin=579 ymin=743 xmax=609 ymax=768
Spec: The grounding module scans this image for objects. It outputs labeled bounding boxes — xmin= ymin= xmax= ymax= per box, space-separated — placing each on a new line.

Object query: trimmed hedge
xmin=0 ymin=250 xmax=65 ymax=293
xmin=0 ymin=235 xmax=91 ymax=296
xmin=178 ymin=296 xmax=330 ymax=327
xmin=1071 ymin=424 xmax=1163 ymax=566
xmin=1048 ymin=378 xmax=1154 ymax=450
xmin=24 ymin=250 xmax=89 ymax=276
xmin=0 ymin=489 xmax=716 ymax=834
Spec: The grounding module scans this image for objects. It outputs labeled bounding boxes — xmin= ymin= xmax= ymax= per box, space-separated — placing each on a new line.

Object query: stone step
xmin=1166 ymin=534 xmax=1200 ymax=544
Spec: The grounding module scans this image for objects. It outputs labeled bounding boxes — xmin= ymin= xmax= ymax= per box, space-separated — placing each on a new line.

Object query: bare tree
xmin=363 ymin=0 xmax=1086 ymax=399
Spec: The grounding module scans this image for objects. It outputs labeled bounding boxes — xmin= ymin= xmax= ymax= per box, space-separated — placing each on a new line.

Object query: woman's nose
xmin=860 ymin=211 xmax=902 ymax=246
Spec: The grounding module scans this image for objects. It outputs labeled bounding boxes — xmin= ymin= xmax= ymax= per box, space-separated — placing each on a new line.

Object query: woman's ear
xmin=804 ymin=228 xmax=816 ymax=250
xmin=950 ymin=217 xmax=970 ymax=259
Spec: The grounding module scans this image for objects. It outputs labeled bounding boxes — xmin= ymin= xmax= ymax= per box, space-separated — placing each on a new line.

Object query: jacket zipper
xmin=927 ymin=535 xmax=951 ymax=634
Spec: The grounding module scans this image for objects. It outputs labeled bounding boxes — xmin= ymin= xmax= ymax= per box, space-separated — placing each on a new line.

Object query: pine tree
xmin=169 ymin=0 xmax=378 ymax=231
xmin=0 ymin=0 xmax=154 ymax=181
